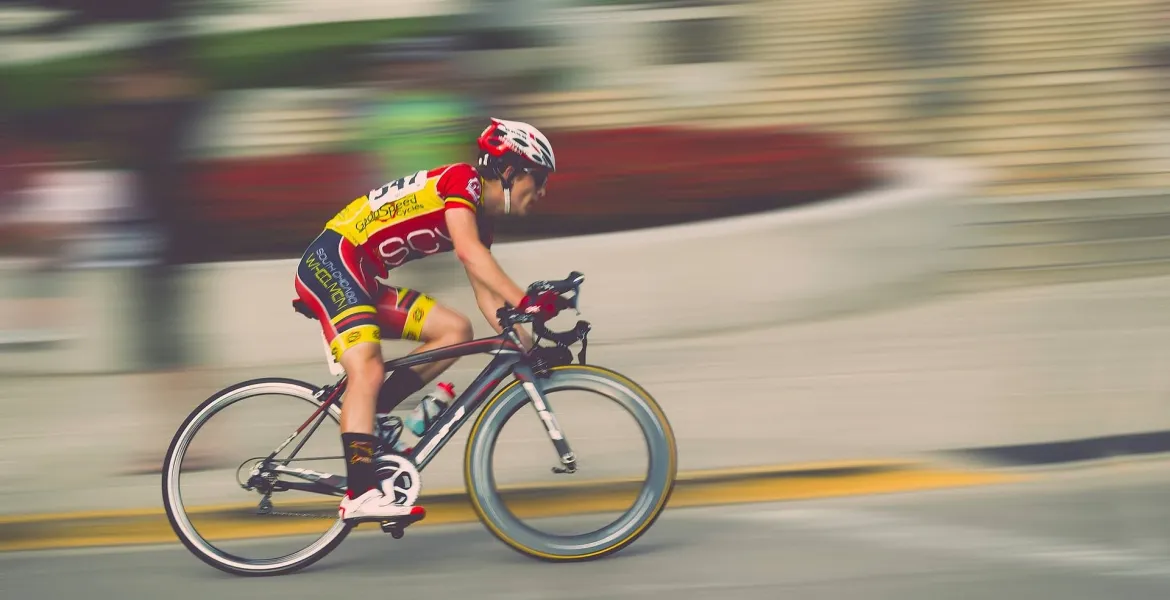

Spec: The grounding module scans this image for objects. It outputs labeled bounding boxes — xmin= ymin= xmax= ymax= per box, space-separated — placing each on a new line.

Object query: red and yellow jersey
xmin=324 ymin=163 xmax=493 ymax=274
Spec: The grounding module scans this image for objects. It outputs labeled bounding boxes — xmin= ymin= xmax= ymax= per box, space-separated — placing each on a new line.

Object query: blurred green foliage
xmin=0 ymin=16 xmax=446 ymax=116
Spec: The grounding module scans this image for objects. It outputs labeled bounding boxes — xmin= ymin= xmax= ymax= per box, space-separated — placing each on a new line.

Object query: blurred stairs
xmin=499 ymin=0 xmax=1170 ymax=291
xmin=946 ymin=189 xmax=1170 ymax=291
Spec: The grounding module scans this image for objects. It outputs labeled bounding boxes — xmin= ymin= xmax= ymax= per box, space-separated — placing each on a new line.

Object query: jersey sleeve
xmin=436 ymin=163 xmax=482 ymax=213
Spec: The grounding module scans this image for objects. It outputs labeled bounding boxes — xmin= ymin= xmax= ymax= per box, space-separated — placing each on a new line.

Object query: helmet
xmin=477 ymin=118 xmax=556 ymax=179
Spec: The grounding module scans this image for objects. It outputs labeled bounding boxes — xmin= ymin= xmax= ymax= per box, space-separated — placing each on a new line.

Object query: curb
xmin=941 ymin=430 xmax=1170 ymax=468
xmin=0 ymin=459 xmax=1021 ymax=553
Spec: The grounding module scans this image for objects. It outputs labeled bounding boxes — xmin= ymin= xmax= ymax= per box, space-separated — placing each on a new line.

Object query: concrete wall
xmin=0 ymin=157 xmax=978 ymax=375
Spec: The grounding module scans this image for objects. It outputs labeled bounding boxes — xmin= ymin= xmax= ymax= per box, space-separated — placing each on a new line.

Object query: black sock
xmin=342 ymin=432 xmax=380 ymax=497
xmin=376 ymin=368 xmax=426 ymax=414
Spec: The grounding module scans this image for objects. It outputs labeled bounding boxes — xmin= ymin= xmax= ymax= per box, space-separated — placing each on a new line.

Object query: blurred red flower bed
xmin=186 ymin=126 xmax=881 ymax=261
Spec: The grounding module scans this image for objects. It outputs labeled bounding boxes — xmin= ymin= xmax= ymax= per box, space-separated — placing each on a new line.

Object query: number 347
xmin=369 ymin=170 xmax=427 ymax=209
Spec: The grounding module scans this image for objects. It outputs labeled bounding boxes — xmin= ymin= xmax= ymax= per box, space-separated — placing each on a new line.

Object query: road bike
xmin=162 ymin=272 xmax=678 ymax=576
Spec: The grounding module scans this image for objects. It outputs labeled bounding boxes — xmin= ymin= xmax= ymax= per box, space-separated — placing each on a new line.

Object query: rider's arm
xmin=466 ymin=272 xmax=504 ymax=330
xmin=465 ymin=266 xmax=536 ymax=349
xmin=447 ymin=209 xmax=536 ymax=349
xmin=446 ymin=208 xmax=525 ymax=307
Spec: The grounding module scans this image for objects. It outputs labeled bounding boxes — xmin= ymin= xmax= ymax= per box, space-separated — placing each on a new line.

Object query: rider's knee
xmin=341 ymin=344 xmax=384 ymax=390
xmin=444 ymin=312 xmax=474 ymax=345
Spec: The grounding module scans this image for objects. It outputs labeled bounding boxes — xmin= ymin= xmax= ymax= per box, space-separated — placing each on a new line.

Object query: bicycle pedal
xmin=378 ymin=507 xmax=427 ymax=538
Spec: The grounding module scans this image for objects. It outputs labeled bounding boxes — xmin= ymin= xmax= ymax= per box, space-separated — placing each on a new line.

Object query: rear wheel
xmin=162 ymin=378 xmax=352 ymax=576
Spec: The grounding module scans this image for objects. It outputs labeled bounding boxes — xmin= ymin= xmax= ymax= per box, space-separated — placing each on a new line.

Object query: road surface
xmin=4 ymin=461 xmax=1168 ymax=599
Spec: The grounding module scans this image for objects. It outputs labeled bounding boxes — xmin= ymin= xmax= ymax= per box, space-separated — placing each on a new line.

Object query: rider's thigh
xmin=419 ymin=302 xmax=474 ymax=346
xmin=373 ymin=285 xmax=472 ymax=344
xmin=294 ymin=229 xmax=383 ymax=364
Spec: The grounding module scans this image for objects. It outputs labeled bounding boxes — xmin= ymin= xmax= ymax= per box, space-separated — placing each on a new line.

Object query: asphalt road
xmin=10 ymin=274 xmax=1170 ymax=517
xmin=4 ymin=461 xmax=1169 ymax=600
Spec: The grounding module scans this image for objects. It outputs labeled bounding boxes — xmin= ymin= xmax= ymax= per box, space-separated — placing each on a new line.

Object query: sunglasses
xmin=522 ymin=168 xmax=551 ymax=189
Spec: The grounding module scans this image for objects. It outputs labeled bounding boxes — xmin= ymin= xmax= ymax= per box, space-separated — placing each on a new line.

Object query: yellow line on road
xmin=0 ymin=462 xmax=1024 ymax=553
xmin=0 ymin=459 xmax=912 ymax=526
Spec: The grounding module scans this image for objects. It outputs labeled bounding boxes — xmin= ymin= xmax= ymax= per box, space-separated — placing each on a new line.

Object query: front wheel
xmin=463 ymin=365 xmax=678 ymax=561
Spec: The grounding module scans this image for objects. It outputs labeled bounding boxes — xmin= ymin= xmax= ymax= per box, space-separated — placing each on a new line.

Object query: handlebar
xmin=526 ymin=270 xmax=585 ymax=298
xmin=496 ymin=271 xmax=591 ymax=348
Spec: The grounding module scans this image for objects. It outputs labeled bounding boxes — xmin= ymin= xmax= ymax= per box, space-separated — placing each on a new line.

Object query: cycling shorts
xmin=294 ymin=228 xmax=437 ymax=362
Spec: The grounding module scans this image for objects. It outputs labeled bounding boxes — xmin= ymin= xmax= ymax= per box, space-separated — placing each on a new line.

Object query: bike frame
xmin=263 ymin=327 xmax=575 ymax=498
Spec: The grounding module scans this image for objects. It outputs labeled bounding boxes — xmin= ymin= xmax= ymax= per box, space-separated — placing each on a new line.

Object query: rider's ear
xmin=500 ymin=165 xmax=515 ymax=181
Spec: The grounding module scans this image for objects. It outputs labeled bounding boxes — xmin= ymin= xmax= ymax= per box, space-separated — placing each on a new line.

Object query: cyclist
xmin=292 ymin=118 xmax=562 ymax=523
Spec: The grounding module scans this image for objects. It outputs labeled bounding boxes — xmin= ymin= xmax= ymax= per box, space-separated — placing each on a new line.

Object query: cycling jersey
xmin=294 ymin=163 xmax=493 ymax=361
xmin=326 ymin=163 xmax=493 ymax=274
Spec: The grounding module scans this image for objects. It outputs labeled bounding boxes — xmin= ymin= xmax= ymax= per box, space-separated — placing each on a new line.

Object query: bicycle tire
xmin=162 ymin=377 xmax=352 ymax=576
xmin=463 ymin=365 xmax=678 ymax=561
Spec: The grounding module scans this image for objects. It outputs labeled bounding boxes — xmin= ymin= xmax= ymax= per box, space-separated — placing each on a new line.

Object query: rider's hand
xmin=518 ymin=291 xmax=561 ymax=320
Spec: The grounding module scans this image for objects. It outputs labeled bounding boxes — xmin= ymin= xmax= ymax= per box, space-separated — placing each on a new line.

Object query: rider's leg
xmin=337 ymin=339 xmax=385 ymax=497
xmin=293 ymin=229 xmax=390 ymax=499
xmin=411 ymin=305 xmax=475 ymax=381
xmin=373 ymin=286 xmax=474 ymax=414
xmin=331 ymin=288 xmax=469 ymax=520
xmin=335 ymin=335 xmax=423 ymax=520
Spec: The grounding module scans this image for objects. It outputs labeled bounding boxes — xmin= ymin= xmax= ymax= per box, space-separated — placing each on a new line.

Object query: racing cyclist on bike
xmin=293 ymin=118 xmax=563 ymax=523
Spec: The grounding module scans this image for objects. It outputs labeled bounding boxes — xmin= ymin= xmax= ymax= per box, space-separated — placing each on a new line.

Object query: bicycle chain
xmin=254 ymin=493 xmax=339 ymax=520
xmin=242 ymin=454 xmax=406 ymax=521
xmin=260 ymin=510 xmax=338 ymax=520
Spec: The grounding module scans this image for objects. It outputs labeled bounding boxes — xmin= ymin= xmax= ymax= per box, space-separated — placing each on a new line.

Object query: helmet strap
xmin=500 ymin=166 xmax=516 ymax=216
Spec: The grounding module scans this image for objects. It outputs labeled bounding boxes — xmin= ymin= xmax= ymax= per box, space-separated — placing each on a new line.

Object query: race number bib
xmin=368 ymin=170 xmax=427 ymax=210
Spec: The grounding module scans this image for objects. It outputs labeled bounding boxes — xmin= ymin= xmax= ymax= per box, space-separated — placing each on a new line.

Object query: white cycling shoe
xmin=339 ymin=488 xmax=427 ymax=523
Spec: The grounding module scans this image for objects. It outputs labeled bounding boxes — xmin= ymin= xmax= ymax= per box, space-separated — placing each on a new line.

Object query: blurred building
xmin=4 ymin=0 xmax=1170 ymax=373
xmin=171 ymin=0 xmax=1168 ymax=199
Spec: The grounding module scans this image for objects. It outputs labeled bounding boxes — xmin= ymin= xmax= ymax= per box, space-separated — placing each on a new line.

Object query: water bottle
xmin=404 ymin=382 xmax=455 ymax=437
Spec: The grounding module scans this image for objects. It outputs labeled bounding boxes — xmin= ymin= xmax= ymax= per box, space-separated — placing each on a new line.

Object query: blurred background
xmin=2 ymin=0 xmax=1170 ymax=595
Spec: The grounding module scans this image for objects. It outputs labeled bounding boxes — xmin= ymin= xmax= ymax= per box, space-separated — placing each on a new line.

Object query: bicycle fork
xmin=514 ymin=364 xmax=577 ymax=474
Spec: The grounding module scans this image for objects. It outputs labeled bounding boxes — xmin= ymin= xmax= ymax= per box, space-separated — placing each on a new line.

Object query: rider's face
xmin=508 ymin=168 xmax=549 ymax=216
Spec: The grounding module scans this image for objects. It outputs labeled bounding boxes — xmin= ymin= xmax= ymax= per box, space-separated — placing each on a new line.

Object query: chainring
xmin=375 ymin=453 xmax=422 ymax=507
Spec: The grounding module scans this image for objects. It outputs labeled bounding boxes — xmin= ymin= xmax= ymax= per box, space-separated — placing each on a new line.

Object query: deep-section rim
xmin=464 ymin=365 xmax=678 ymax=561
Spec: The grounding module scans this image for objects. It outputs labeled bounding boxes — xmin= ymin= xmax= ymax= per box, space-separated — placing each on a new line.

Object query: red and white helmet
xmin=477 ymin=118 xmax=556 ymax=175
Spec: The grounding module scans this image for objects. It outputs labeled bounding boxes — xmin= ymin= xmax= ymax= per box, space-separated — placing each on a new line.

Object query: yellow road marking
xmin=0 ymin=463 xmax=1025 ymax=553
xmin=0 ymin=459 xmax=913 ymax=526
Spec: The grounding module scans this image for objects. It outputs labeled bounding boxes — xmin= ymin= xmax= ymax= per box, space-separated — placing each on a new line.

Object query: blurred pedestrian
xmin=0 ymin=112 xmax=83 ymax=344
xmin=92 ymin=25 xmax=216 ymax=474
xmin=350 ymin=35 xmax=485 ymax=184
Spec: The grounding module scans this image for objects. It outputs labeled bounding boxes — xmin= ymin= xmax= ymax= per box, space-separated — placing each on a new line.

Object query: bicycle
xmin=162 ymin=271 xmax=678 ymax=576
